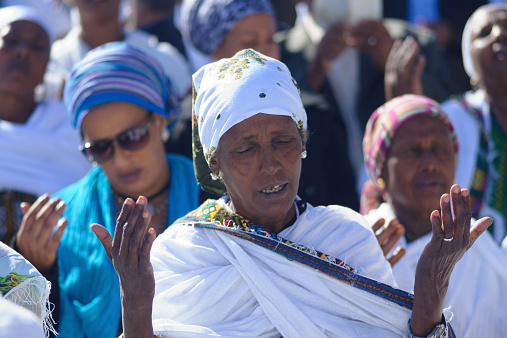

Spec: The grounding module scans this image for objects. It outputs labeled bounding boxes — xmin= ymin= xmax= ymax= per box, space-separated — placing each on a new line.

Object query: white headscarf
xmin=0 ymin=5 xmax=54 ymax=43
xmin=192 ymin=49 xmax=307 ymax=164
xmin=462 ymin=3 xmax=507 ymax=79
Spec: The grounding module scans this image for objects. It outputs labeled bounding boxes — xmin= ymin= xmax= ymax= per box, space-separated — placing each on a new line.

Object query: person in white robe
xmin=45 ymin=0 xmax=190 ymax=100
xmin=0 ymin=6 xmax=91 ymax=244
xmin=363 ymin=94 xmax=507 ymax=337
xmin=91 ymin=49 xmax=493 ymax=338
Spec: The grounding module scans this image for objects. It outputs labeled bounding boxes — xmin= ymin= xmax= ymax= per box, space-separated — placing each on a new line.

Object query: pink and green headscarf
xmin=363 ymin=94 xmax=459 ymax=188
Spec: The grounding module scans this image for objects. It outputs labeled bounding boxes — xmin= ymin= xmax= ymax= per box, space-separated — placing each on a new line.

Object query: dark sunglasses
xmin=80 ymin=114 xmax=154 ymax=163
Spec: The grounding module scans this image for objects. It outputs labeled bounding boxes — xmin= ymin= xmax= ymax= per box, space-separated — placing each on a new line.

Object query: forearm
xmin=306 ymin=59 xmax=329 ymax=92
xmin=121 ymin=300 xmax=154 ymax=338
xmin=410 ymin=265 xmax=449 ymax=335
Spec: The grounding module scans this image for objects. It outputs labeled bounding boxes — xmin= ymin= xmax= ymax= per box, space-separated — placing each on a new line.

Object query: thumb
xmin=90 ymin=223 xmax=113 ymax=261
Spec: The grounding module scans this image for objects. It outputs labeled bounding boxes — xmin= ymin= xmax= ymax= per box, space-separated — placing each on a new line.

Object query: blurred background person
xmin=127 ymin=0 xmax=187 ymax=59
xmin=383 ymin=3 xmax=507 ymax=244
xmin=15 ymin=42 xmax=200 ymax=337
xmin=0 ymin=6 xmax=90 ymax=245
xmin=363 ymin=94 xmax=507 ymax=337
xmin=44 ymin=0 xmax=190 ymax=101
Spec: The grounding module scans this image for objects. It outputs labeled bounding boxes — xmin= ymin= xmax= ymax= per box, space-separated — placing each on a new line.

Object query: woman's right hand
xmin=91 ymin=196 xmax=156 ymax=338
xmin=16 ymin=194 xmax=67 ymax=272
xmin=372 ymin=218 xmax=406 ymax=267
xmin=384 ymin=36 xmax=426 ymax=101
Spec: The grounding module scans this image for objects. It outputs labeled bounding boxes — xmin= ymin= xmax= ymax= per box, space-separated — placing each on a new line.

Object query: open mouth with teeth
xmin=261 ymin=183 xmax=286 ymax=194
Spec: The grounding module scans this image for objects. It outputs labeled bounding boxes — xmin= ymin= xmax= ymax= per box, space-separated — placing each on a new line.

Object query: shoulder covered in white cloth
xmin=150 ymin=201 xmax=411 ymax=337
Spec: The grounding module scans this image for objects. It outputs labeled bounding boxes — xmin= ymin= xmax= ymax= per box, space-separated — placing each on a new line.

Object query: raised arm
xmin=409 ymin=184 xmax=492 ymax=336
xmin=91 ymin=197 xmax=156 ymax=338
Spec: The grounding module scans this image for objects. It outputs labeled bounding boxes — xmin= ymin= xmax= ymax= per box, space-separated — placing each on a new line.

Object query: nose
xmin=111 ymin=141 xmax=134 ymax=167
xmin=420 ymin=150 xmax=437 ymax=172
xmin=13 ymin=42 xmax=31 ymax=59
xmin=259 ymin=146 xmax=281 ymax=176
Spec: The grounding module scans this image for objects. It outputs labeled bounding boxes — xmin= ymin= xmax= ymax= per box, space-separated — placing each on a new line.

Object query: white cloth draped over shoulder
xmin=0 ymin=296 xmax=44 ymax=338
xmin=0 ymin=99 xmax=91 ymax=196
xmin=365 ymin=203 xmax=507 ymax=338
xmin=150 ymin=199 xmax=422 ymax=337
xmin=45 ymin=27 xmax=191 ymax=99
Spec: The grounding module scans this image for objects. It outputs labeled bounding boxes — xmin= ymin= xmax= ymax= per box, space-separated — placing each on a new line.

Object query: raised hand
xmin=91 ymin=196 xmax=156 ymax=338
xmin=307 ymin=23 xmax=348 ymax=91
xmin=410 ymin=184 xmax=492 ymax=336
xmin=384 ymin=36 xmax=426 ymax=101
xmin=16 ymin=194 xmax=68 ymax=272
xmin=372 ymin=218 xmax=406 ymax=267
xmin=347 ymin=19 xmax=393 ymax=72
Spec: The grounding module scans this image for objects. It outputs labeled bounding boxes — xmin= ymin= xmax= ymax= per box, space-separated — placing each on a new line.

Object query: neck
xmin=133 ymin=5 xmax=172 ymax=28
xmin=230 ymin=201 xmax=297 ymax=234
xmin=0 ymin=93 xmax=36 ymax=123
xmin=80 ymin=19 xmax=124 ymax=49
xmin=489 ymin=95 xmax=507 ymax=135
xmin=390 ymin=204 xmax=433 ymax=241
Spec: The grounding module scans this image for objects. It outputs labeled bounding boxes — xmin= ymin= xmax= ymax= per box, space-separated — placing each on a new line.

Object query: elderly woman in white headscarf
xmin=92 ymin=49 xmax=492 ymax=337
xmin=439 ymin=3 xmax=507 ymax=245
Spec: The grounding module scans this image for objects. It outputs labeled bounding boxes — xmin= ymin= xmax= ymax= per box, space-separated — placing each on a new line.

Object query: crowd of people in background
xmin=1 ymin=0 xmax=507 ymax=337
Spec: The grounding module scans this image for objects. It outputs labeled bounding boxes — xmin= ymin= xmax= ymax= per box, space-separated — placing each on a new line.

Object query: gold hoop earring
xmin=377 ymin=177 xmax=385 ymax=189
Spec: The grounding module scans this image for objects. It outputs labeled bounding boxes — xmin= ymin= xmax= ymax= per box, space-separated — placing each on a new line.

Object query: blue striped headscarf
xmin=187 ymin=0 xmax=276 ymax=55
xmin=64 ymin=42 xmax=181 ymax=131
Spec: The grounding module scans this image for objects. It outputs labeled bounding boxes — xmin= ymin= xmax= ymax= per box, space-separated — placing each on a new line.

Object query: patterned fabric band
xmin=188 ymin=0 xmax=276 ymax=55
xmin=64 ymin=42 xmax=181 ymax=132
xmin=363 ymin=94 xmax=459 ymax=188
xmin=175 ymin=199 xmax=415 ymax=310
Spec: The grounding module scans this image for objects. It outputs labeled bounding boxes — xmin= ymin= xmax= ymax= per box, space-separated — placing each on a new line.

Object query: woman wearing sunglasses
xmin=15 ymin=42 xmax=200 ymax=337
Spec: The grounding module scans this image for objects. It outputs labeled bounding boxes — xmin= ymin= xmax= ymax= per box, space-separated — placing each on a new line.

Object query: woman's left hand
xmin=410 ymin=184 xmax=492 ymax=336
xmin=347 ymin=20 xmax=393 ymax=72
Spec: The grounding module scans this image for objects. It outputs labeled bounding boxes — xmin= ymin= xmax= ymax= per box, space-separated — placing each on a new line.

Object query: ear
xmin=209 ymin=156 xmax=220 ymax=176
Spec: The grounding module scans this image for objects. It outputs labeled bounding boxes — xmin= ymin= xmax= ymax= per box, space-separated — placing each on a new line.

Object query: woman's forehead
xmin=220 ymin=114 xmax=297 ymax=141
xmin=472 ymin=7 xmax=507 ymax=31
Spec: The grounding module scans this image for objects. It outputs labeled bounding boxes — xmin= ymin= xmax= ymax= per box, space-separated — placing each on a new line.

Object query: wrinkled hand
xmin=347 ymin=20 xmax=393 ymax=71
xmin=91 ymin=196 xmax=155 ymax=337
xmin=307 ymin=23 xmax=348 ymax=91
xmin=16 ymin=194 xmax=67 ymax=272
xmin=372 ymin=218 xmax=406 ymax=267
xmin=410 ymin=184 xmax=492 ymax=336
xmin=384 ymin=36 xmax=426 ymax=100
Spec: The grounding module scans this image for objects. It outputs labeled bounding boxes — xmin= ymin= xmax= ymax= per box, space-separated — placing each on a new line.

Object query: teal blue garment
xmin=54 ymin=153 xmax=200 ymax=338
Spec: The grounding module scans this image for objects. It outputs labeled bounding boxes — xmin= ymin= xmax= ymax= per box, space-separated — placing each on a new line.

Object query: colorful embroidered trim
xmin=175 ymin=200 xmax=415 ymax=310
xmin=457 ymin=96 xmax=489 ymax=219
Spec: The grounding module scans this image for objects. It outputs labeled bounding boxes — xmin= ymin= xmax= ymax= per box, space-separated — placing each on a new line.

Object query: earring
xmin=210 ymin=172 xmax=220 ymax=181
xmin=301 ymin=150 xmax=307 ymax=159
xmin=161 ymin=128 xmax=170 ymax=142
xmin=377 ymin=177 xmax=385 ymax=189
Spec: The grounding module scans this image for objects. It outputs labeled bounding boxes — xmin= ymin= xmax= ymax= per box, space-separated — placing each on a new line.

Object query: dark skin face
xmin=211 ymin=13 xmax=280 ymax=61
xmin=469 ymin=6 xmax=507 ymax=96
xmin=72 ymin=0 xmax=121 ymax=24
xmin=81 ymin=102 xmax=169 ymax=199
xmin=210 ymin=114 xmax=305 ymax=234
xmin=0 ymin=20 xmax=49 ymax=98
xmin=382 ymin=116 xmax=456 ymax=240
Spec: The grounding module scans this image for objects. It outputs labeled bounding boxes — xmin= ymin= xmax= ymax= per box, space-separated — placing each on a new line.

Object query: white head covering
xmin=192 ymin=48 xmax=307 ymax=163
xmin=0 ymin=5 xmax=54 ymax=43
xmin=462 ymin=3 xmax=507 ymax=79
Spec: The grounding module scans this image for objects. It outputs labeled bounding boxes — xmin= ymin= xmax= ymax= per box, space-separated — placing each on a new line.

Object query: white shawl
xmin=365 ymin=203 xmax=507 ymax=338
xmin=151 ymin=201 xmax=418 ymax=337
xmin=0 ymin=99 xmax=90 ymax=196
